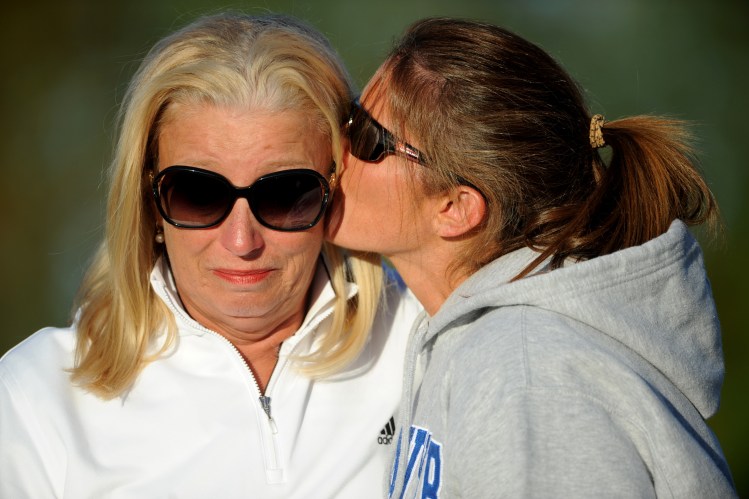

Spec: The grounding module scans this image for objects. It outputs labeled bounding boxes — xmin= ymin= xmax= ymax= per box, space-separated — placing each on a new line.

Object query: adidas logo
xmin=378 ymin=416 xmax=395 ymax=445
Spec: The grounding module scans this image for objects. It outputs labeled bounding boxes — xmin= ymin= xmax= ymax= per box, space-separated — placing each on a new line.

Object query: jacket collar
xmin=149 ymin=255 xmax=357 ymax=340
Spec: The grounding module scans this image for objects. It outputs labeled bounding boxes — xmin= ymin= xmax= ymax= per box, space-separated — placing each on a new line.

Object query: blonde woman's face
xmin=156 ymin=102 xmax=330 ymax=341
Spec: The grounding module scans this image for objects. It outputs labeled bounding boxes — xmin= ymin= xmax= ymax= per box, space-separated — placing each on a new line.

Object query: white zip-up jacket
xmin=0 ymin=258 xmax=421 ymax=498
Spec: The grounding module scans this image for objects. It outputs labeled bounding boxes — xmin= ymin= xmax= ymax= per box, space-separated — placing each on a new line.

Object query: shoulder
xmin=0 ymin=328 xmax=78 ymax=498
xmin=448 ymin=304 xmax=613 ymax=360
xmin=430 ymin=303 xmax=703 ymax=447
xmin=0 ymin=326 xmax=77 ymax=392
xmin=421 ymin=305 xmax=735 ymax=497
xmin=1 ymin=326 xmax=77 ymax=367
xmin=437 ymin=305 xmax=654 ymax=405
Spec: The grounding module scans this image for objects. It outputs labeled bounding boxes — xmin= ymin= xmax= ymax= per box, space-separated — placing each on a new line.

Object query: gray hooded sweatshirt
xmin=388 ymin=221 xmax=736 ymax=498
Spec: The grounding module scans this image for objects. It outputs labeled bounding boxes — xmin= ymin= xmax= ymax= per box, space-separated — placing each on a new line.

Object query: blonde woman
xmin=0 ymin=13 xmax=419 ymax=497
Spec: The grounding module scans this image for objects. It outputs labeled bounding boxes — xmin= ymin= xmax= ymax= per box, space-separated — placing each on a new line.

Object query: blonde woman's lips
xmin=213 ymin=268 xmax=274 ymax=285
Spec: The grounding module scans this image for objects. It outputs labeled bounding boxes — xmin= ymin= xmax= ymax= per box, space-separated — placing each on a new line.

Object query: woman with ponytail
xmin=328 ymin=17 xmax=736 ymax=497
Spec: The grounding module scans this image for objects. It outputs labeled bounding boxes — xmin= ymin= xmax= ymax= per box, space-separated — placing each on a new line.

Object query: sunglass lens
xmin=349 ymin=106 xmax=384 ymax=162
xmin=160 ymin=170 xmax=231 ymax=227
xmin=252 ymin=172 xmax=326 ymax=230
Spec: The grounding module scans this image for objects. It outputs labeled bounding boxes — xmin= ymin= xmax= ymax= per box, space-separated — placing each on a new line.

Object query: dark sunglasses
xmin=152 ymin=166 xmax=331 ymax=231
xmin=346 ymin=99 xmax=426 ymax=165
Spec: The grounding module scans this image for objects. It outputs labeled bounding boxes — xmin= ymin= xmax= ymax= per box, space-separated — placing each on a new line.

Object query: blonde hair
xmin=72 ymin=13 xmax=383 ymax=398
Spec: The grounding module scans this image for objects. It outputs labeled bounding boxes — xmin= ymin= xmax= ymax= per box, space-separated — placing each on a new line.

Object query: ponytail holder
xmin=589 ymin=114 xmax=606 ymax=149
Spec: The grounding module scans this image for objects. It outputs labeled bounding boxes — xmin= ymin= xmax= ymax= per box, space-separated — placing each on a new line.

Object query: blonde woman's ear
xmin=433 ymin=185 xmax=486 ymax=239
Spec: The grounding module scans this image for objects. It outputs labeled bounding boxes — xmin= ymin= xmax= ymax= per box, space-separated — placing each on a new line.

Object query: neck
xmin=235 ymin=340 xmax=286 ymax=394
xmin=227 ymin=310 xmax=305 ymax=393
xmin=389 ymin=250 xmax=470 ymax=316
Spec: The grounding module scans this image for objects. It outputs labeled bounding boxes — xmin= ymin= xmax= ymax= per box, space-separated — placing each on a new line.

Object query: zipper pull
xmin=259 ymin=395 xmax=278 ymax=434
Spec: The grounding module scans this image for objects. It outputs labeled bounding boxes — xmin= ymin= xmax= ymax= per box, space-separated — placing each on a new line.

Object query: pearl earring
xmin=155 ymin=229 xmax=165 ymax=244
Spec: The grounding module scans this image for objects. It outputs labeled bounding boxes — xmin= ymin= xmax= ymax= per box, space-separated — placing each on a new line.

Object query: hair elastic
xmin=589 ymin=114 xmax=606 ymax=149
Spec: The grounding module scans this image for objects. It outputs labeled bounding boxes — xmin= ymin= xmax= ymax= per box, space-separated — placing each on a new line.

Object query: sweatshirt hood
xmin=427 ymin=220 xmax=724 ymax=419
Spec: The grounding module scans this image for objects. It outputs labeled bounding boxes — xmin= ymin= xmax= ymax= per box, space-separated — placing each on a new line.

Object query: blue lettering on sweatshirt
xmin=389 ymin=425 xmax=443 ymax=498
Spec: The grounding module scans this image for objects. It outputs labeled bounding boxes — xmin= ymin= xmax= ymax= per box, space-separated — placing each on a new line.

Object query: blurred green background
xmin=2 ymin=0 xmax=747 ymax=494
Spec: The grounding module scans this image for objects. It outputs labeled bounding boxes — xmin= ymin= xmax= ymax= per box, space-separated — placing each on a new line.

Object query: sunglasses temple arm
xmin=395 ymin=142 xmax=425 ymax=165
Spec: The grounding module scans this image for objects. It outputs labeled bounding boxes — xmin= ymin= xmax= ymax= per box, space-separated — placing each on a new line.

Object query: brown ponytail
xmin=519 ymin=116 xmax=719 ymax=278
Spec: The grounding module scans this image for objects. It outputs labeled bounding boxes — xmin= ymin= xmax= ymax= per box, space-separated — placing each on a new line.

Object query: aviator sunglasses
xmin=152 ymin=166 xmax=332 ymax=231
xmin=346 ymin=99 xmax=426 ymax=165
xmin=346 ymin=99 xmax=483 ymax=194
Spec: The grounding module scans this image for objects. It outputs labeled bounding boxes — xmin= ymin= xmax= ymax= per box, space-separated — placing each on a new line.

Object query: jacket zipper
xmin=158 ymin=278 xmax=342 ymax=480
xmin=191 ymin=321 xmax=284 ymax=477
xmin=158 ymin=285 xmax=283 ymax=473
xmin=219 ymin=336 xmax=279 ymax=433
xmin=159 ymin=286 xmax=274 ymax=418
xmin=259 ymin=395 xmax=277 ymax=433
